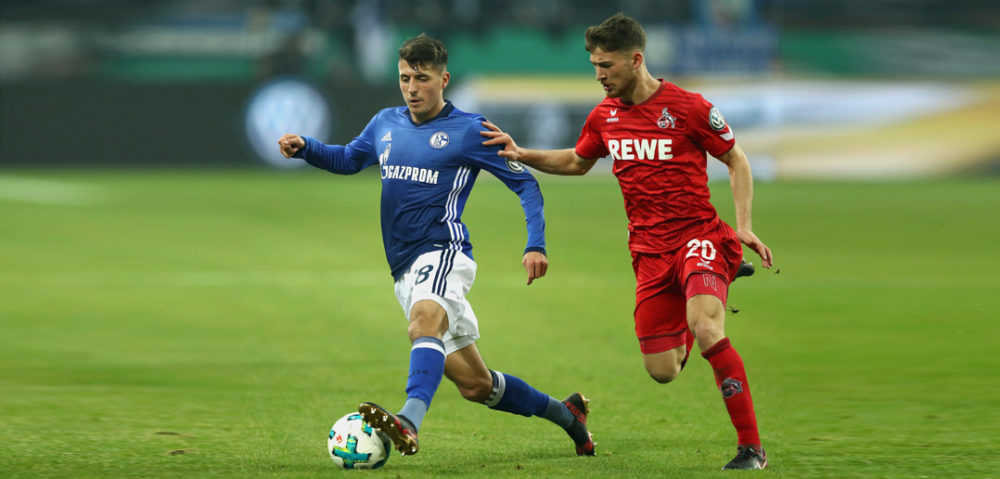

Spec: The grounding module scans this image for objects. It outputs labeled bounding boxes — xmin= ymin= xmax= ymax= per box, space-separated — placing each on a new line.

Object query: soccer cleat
xmin=358 ymin=402 xmax=419 ymax=456
xmin=562 ymin=393 xmax=596 ymax=456
xmin=722 ymin=445 xmax=768 ymax=470
xmin=734 ymin=260 xmax=755 ymax=280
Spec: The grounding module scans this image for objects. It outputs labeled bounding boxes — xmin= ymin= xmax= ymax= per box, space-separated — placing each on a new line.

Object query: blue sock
xmin=542 ymin=397 xmax=575 ymax=429
xmin=400 ymin=336 xmax=445 ymax=430
xmin=483 ymin=370 xmax=550 ymax=418
xmin=397 ymin=397 xmax=428 ymax=432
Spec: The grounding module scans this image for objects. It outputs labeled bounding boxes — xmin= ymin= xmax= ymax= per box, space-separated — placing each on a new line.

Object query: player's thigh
xmin=678 ymin=226 xmax=738 ymax=348
xmin=444 ymin=343 xmax=492 ymax=401
xmin=686 ymin=293 xmax=726 ymax=349
xmin=407 ymin=299 xmax=449 ymax=339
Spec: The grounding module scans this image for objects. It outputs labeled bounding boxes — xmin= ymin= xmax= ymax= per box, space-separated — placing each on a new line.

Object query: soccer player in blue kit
xmin=277 ymin=34 xmax=594 ymax=458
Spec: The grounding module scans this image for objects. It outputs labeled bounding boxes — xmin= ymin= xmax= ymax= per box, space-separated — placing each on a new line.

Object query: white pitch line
xmin=0 ymin=175 xmax=109 ymax=206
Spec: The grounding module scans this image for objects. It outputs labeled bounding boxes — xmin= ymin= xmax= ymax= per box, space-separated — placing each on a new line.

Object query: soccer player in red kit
xmin=481 ymin=13 xmax=773 ymax=470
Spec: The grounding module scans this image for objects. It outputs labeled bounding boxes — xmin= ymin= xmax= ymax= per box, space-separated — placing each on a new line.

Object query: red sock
xmin=701 ymin=337 xmax=761 ymax=447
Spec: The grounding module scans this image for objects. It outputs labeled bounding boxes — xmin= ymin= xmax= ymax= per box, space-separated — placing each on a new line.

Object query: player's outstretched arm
xmin=278 ymin=133 xmax=305 ymax=158
xmin=718 ymin=144 xmax=773 ymax=269
xmin=523 ymin=251 xmax=549 ymax=285
xmin=480 ymin=121 xmax=597 ymax=175
xmin=277 ymin=133 xmax=373 ymax=174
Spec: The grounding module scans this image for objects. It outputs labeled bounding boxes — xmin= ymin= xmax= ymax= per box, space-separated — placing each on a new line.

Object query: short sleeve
xmin=686 ymin=95 xmax=736 ymax=158
xmin=574 ymin=107 xmax=609 ymax=160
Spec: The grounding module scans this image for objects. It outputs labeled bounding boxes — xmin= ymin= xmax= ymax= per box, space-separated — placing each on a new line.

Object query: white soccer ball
xmin=327 ymin=412 xmax=391 ymax=469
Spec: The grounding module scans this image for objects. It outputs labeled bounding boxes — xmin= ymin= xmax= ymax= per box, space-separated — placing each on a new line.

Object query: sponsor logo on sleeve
xmin=709 ymin=106 xmax=727 ymax=131
xmin=506 ymin=160 xmax=525 ymax=173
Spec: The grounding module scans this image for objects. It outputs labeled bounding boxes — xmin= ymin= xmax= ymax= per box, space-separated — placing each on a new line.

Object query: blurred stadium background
xmin=1 ymin=0 xmax=997 ymax=177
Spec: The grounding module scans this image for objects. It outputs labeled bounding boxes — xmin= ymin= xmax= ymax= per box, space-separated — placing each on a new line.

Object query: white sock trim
xmin=412 ymin=341 xmax=445 ymax=355
xmin=484 ymin=370 xmax=506 ymax=407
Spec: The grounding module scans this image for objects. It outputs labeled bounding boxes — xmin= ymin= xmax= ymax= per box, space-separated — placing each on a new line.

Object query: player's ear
xmin=631 ymin=51 xmax=643 ymax=71
xmin=441 ymin=71 xmax=450 ymax=89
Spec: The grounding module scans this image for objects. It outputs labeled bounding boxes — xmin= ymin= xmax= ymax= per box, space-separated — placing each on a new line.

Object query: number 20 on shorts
xmin=685 ymin=239 xmax=717 ymax=261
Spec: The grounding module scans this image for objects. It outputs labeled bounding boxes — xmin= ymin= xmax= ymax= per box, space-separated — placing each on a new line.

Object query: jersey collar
xmin=614 ymin=80 xmax=667 ymax=108
xmin=407 ymin=100 xmax=455 ymax=126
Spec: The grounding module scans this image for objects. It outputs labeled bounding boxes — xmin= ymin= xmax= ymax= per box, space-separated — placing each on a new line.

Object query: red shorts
xmin=632 ymin=222 xmax=743 ymax=354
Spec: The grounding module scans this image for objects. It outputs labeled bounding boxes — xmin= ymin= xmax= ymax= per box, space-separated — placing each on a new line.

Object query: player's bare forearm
xmin=721 ymin=145 xmax=754 ymax=233
xmin=520 ymin=148 xmax=595 ymax=176
xmin=480 ymin=120 xmax=596 ymax=175
xmin=720 ymin=144 xmax=774 ymax=268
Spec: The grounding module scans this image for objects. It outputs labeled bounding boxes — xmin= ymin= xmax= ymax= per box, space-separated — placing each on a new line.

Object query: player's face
xmin=589 ymin=47 xmax=638 ymax=99
xmin=398 ymin=60 xmax=450 ymax=123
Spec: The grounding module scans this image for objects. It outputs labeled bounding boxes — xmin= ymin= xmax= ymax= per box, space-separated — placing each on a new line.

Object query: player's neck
xmin=622 ymin=74 xmax=661 ymax=106
xmin=410 ymin=100 xmax=447 ymax=124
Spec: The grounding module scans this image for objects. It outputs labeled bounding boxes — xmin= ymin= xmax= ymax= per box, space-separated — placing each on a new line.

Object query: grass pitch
xmin=1 ymin=169 xmax=998 ymax=478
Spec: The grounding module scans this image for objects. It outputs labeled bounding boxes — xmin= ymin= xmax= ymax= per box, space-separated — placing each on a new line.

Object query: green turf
xmin=1 ymin=169 xmax=998 ymax=478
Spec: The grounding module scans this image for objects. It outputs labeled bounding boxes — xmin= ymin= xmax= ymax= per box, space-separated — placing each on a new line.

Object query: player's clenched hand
xmin=522 ymin=251 xmax=548 ymax=285
xmin=277 ymin=134 xmax=305 ymax=159
xmin=736 ymin=229 xmax=773 ymax=269
xmin=480 ymin=121 xmax=522 ymax=161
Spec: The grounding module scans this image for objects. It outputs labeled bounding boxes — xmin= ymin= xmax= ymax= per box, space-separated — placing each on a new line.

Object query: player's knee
xmin=649 ymin=368 xmax=680 ymax=384
xmin=406 ymin=320 xmax=435 ymax=342
xmin=455 ymin=374 xmax=492 ymax=402
xmin=692 ymin=320 xmax=723 ymax=342
xmin=688 ymin=296 xmax=726 ymax=348
xmin=642 ymin=347 xmax=686 ymax=383
xmin=645 ymin=361 xmax=682 ymax=384
xmin=691 ymin=319 xmax=725 ymax=350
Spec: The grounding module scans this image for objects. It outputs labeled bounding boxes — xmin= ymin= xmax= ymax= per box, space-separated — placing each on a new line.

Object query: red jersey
xmin=575 ymin=80 xmax=737 ymax=253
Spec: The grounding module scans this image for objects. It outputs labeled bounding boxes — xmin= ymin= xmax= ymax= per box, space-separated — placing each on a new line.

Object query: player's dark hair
xmin=398 ymin=33 xmax=448 ymax=72
xmin=585 ymin=12 xmax=646 ymax=53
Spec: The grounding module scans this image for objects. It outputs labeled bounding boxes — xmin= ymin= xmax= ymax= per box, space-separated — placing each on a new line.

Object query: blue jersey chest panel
xmin=374 ymin=123 xmax=465 ymax=187
xmin=310 ymin=102 xmax=545 ymax=281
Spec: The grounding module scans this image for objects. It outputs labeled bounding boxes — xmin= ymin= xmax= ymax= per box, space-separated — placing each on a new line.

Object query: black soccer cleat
xmin=562 ymin=393 xmax=595 ymax=456
xmin=722 ymin=445 xmax=768 ymax=470
xmin=734 ymin=260 xmax=755 ymax=280
xmin=358 ymin=402 xmax=419 ymax=456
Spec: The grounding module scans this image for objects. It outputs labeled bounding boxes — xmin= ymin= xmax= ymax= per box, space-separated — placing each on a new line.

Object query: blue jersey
xmin=294 ymin=101 xmax=546 ymax=280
